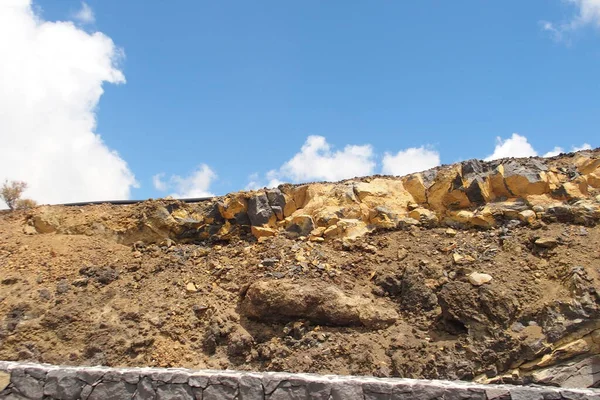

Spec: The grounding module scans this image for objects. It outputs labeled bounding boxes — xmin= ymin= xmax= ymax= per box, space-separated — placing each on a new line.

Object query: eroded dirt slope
xmin=1 ymin=150 xmax=600 ymax=388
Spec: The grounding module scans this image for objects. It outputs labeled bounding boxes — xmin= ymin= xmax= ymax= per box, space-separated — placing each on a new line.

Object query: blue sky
xmin=1 ymin=0 xmax=599 ymax=203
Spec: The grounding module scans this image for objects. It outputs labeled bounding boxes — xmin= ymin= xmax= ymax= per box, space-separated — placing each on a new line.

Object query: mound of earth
xmin=1 ymin=149 xmax=600 ymax=388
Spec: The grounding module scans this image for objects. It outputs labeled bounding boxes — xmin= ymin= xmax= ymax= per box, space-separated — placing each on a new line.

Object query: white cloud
xmin=542 ymin=0 xmax=600 ymax=40
xmin=73 ymin=2 xmax=95 ymax=25
xmin=543 ymin=143 xmax=592 ymax=157
xmin=484 ymin=133 xmax=538 ymax=161
xmin=273 ymin=135 xmax=376 ymax=183
xmin=381 ymin=146 xmax=441 ymax=176
xmin=0 ymin=0 xmax=136 ymax=207
xmin=152 ymin=173 xmax=168 ymax=191
xmin=573 ymin=143 xmax=592 ymax=151
xmin=542 ymin=146 xmax=564 ymax=158
xmin=154 ymin=165 xmax=216 ymax=198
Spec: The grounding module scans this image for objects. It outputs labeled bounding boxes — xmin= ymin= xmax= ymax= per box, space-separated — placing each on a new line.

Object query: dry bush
xmin=1 ymin=180 xmax=37 ymax=211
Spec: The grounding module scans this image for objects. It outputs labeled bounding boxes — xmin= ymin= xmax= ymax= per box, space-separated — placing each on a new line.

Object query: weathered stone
xmin=305 ymin=381 xmax=331 ymax=400
xmin=536 ymin=339 xmax=590 ymax=368
xmin=268 ymin=381 xmax=308 ymax=399
xmin=218 ymin=196 xmax=248 ymax=220
xmin=251 ymin=226 xmax=277 ymax=238
xmin=519 ymin=209 xmax=537 ymax=224
xmin=485 ymin=387 xmax=511 ymax=400
xmin=238 ymin=375 xmax=263 ymax=399
xmin=0 ymin=372 xmax=9 ymax=392
xmin=468 ymin=272 xmax=492 ymax=286
xmin=408 ymin=208 xmax=438 ymax=227
xmin=511 ymin=387 xmax=545 ymax=400
xmin=155 ymin=383 xmax=194 ymax=400
xmin=247 ymin=194 xmax=274 ymax=226
xmin=330 ymin=381 xmax=363 ymax=400
xmin=188 ymin=375 xmax=209 ymax=388
xmin=203 ymin=383 xmax=238 ymax=399
xmin=44 ymin=370 xmax=85 ymax=400
xmin=266 ymin=189 xmax=286 ymax=220
xmin=134 ymin=377 xmax=156 ymax=399
xmin=531 ymin=355 xmax=600 ymax=387
xmin=241 ymin=280 xmax=398 ymax=328
xmin=10 ymin=372 xmax=43 ymax=400
xmin=286 ymin=215 xmax=315 ymax=237
xmin=88 ymin=381 xmax=137 ymax=400
xmin=535 ymin=237 xmax=559 ymax=249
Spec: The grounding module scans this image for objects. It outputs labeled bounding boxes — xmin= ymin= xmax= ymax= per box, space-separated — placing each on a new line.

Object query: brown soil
xmin=1 ymin=203 xmax=599 ymax=385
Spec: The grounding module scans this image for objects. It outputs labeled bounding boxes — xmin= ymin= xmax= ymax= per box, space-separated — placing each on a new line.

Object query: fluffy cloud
xmin=270 ymin=135 xmax=376 ymax=183
xmin=73 ymin=2 xmax=94 ymax=24
xmin=485 ymin=133 xmax=592 ymax=160
xmin=381 ymin=146 xmax=441 ymax=176
xmin=484 ymin=134 xmax=538 ymax=161
xmin=0 ymin=0 xmax=137 ymax=207
xmin=153 ymin=165 xmax=216 ymax=198
xmin=543 ymin=143 xmax=592 ymax=157
xmin=542 ymin=0 xmax=600 ymax=40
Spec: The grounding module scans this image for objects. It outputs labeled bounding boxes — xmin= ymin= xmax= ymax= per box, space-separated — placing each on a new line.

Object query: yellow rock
xmin=337 ymin=219 xmax=370 ymax=239
xmin=323 ymin=225 xmax=340 ymax=238
xmin=282 ymin=194 xmax=297 ymax=217
xmin=518 ymin=210 xmax=537 ymax=224
xmin=218 ymin=195 xmax=247 ymax=219
xmin=186 ymin=282 xmax=197 ymax=293
xmin=574 ymin=155 xmax=600 ymax=174
xmin=291 ymin=185 xmax=309 ymax=209
xmin=408 ymin=208 xmax=438 ymax=225
xmin=588 ymin=172 xmax=600 ymax=189
xmin=0 ymin=371 xmax=9 ymax=392
xmin=560 ymin=180 xmax=588 ymax=200
xmin=354 ymin=181 xmax=389 ymax=201
xmin=251 ymin=226 xmax=277 ymax=238
xmin=468 ymin=272 xmax=492 ymax=286
xmin=427 ymin=167 xmax=460 ymax=212
xmin=471 ymin=208 xmax=496 ymax=228
xmin=537 ymin=339 xmax=590 ymax=368
xmin=310 ymin=226 xmax=327 ymax=237
xmin=448 ymin=210 xmax=474 ymax=225
xmin=171 ymin=208 xmax=189 ymax=220
xmin=401 ymin=174 xmax=427 ymax=204
xmin=445 ymin=228 xmax=457 ymax=236
xmin=504 ymin=171 xmax=549 ymax=198
xmin=488 ymin=165 xmax=511 ymax=199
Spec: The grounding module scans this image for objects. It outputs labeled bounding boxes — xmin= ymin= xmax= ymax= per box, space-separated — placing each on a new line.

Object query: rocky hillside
xmin=1 ymin=149 xmax=600 ymax=388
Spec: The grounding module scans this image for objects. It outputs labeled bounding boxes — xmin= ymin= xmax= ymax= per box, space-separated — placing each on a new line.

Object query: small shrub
xmin=1 ymin=180 xmax=36 ymax=211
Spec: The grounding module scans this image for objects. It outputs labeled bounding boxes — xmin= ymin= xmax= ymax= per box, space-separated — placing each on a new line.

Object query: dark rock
xmin=400 ymin=266 xmax=438 ymax=313
xmin=286 ymin=215 xmax=315 ymax=237
xmin=266 ymin=189 xmax=286 ymax=220
xmin=43 ymin=370 xmax=85 ymax=400
xmin=155 ymin=383 xmax=194 ymax=400
xmin=10 ymin=371 xmax=43 ymax=400
xmin=261 ymin=258 xmax=279 ymax=267
xmin=55 ymin=280 xmax=70 ymax=295
xmin=88 ymin=381 xmax=137 ymax=400
xmin=133 ymin=377 xmax=155 ymax=400
xmin=203 ymin=384 xmax=238 ymax=399
xmin=79 ymin=266 xmax=119 ymax=285
xmin=247 ymin=194 xmax=273 ymax=226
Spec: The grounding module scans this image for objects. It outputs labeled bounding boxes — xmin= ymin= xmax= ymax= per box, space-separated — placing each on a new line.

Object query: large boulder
xmin=241 ymin=280 xmax=398 ymax=329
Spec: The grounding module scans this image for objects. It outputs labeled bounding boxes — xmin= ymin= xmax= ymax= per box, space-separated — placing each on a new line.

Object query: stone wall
xmin=0 ymin=361 xmax=598 ymax=399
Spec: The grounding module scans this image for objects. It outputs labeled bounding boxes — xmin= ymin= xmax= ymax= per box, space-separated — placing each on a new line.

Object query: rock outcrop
xmin=25 ymin=149 xmax=600 ymax=245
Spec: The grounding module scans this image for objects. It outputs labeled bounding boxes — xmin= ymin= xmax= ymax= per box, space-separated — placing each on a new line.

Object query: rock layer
xmin=26 ymin=150 xmax=600 ymax=244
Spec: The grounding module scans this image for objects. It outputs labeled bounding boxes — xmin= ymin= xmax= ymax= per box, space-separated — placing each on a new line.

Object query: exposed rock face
xmin=24 ymin=149 xmax=600 ymax=243
xmin=4 ymin=148 xmax=600 ymax=390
